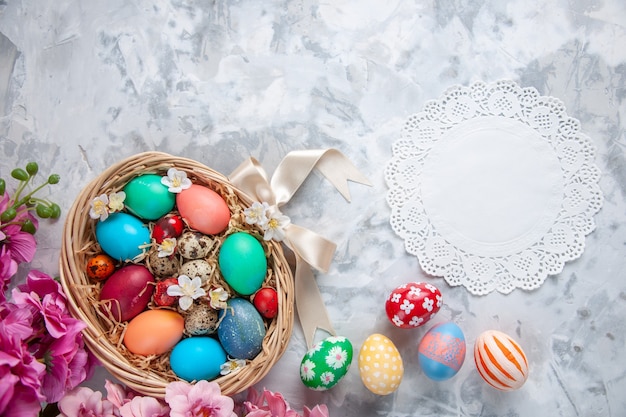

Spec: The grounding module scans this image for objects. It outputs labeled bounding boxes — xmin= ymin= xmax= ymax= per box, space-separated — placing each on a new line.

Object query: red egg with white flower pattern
xmin=385 ymin=282 xmax=442 ymax=329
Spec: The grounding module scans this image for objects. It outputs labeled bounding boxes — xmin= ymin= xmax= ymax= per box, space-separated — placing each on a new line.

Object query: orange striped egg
xmin=474 ymin=330 xmax=529 ymax=391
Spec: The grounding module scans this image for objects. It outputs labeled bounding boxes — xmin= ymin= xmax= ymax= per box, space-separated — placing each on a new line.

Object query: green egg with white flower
xmin=300 ymin=336 xmax=353 ymax=391
xmin=123 ymin=174 xmax=175 ymax=220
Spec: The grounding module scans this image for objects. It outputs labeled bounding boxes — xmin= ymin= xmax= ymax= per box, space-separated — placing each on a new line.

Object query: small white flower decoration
xmin=89 ymin=194 xmax=110 ymax=221
xmin=261 ymin=207 xmax=291 ymax=242
xmin=392 ymin=315 xmax=404 ymax=327
xmin=390 ymin=293 xmax=401 ymax=303
xmin=244 ymin=202 xmax=270 ymax=225
xmin=436 ymin=294 xmax=443 ymax=308
xmin=209 ymin=286 xmax=229 ymax=310
xmin=422 ymin=297 xmax=434 ymax=312
xmin=220 ymin=358 xmax=246 ymax=376
xmin=399 ymin=299 xmax=414 ymax=314
xmin=409 ymin=316 xmax=423 ymax=327
xmin=167 ymin=275 xmax=206 ymax=311
xmin=157 ymin=237 xmax=177 ymax=258
xmin=320 ymin=371 xmax=335 ymax=386
xmin=108 ymin=191 xmax=126 ymax=212
xmin=300 ymin=359 xmax=316 ymax=381
xmin=408 ymin=286 xmax=421 ymax=297
xmin=425 ymin=283 xmax=437 ymax=293
xmin=161 ymin=168 xmax=192 ymax=193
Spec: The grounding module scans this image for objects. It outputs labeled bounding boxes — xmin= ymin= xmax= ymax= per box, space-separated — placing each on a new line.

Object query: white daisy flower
xmin=325 ymin=346 xmax=348 ymax=369
xmin=301 ymin=359 xmax=316 ymax=381
xmin=320 ymin=371 xmax=335 ymax=386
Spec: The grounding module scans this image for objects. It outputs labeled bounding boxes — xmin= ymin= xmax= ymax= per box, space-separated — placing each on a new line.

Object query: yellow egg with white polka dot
xmin=358 ymin=333 xmax=404 ymax=395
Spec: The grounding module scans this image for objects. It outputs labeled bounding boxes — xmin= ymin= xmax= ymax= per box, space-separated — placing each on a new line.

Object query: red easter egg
xmin=153 ymin=277 xmax=179 ymax=307
xmin=385 ymin=282 xmax=442 ymax=329
xmin=99 ymin=265 xmax=155 ymax=322
xmin=253 ymin=287 xmax=278 ymax=319
xmin=152 ymin=214 xmax=184 ymax=243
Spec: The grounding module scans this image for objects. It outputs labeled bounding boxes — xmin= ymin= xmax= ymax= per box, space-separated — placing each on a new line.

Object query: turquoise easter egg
xmin=218 ymin=233 xmax=267 ymax=295
xmin=123 ymin=174 xmax=175 ymax=220
xmin=218 ymin=298 xmax=266 ymax=360
xmin=300 ymin=336 xmax=353 ymax=391
xmin=418 ymin=322 xmax=466 ymax=381
xmin=170 ymin=337 xmax=227 ymax=382
xmin=95 ymin=212 xmax=151 ymax=261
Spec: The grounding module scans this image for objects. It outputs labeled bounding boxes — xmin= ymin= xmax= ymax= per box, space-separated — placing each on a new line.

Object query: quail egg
xmin=177 ymin=231 xmax=214 ymax=260
xmin=180 ymin=259 xmax=212 ymax=284
xmin=184 ymin=303 xmax=220 ymax=335
xmin=146 ymin=250 xmax=180 ymax=278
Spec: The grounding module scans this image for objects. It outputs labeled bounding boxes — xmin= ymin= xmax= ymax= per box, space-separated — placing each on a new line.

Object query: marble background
xmin=1 ymin=0 xmax=625 ymax=415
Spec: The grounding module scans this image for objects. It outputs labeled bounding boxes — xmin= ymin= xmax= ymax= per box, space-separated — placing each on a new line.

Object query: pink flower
xmin=105 ymin=379 xmax=132 ymax=408
xmin=58 ymin=386 xmax=118 ymax=417
xmin=12 ymin=270 xmax=82 ymax=338
xmin=119 ymin=396 xmax=170 ymax=417
xmin=244 ymin=389 xmax=300 ymax=417
xmin=243 ymin=388 xmax=329 ymax=417
xmin=303 ymin=405 xmax=329 ymax=417
xmin=0 ymin=337 xmax=46 ymax=417
xmin=0 ymin=246 xmax=17 ymax=303
xmin=165 ymin=380 xmax=236 ymax=417
xmin=38 ymin=329 xmax=90 ymax=403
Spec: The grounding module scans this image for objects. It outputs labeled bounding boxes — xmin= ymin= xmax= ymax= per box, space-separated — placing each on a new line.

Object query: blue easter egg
xmin=123 ymin=174 xmax=175 ymax=220
xmin=218 ymin=233 xmax=267 ymax=295
xmin=95 ymin=212 xmax=150 ymax=261
xmin=170 ymin=337 xmax=227 ymax=382
xmin=218 ymin=298 xmax=266 ymax=360
xmin=417 ymin=322 xmax=466 ymax=381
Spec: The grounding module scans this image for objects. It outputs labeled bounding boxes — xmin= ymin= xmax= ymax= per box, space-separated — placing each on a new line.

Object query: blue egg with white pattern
xmin=218 ymin=298 xmax=266 ymax=360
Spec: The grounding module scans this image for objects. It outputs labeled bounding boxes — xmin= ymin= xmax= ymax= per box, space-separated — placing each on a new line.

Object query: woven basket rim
xmin=59 ymin=151 xmax=294 ymax=397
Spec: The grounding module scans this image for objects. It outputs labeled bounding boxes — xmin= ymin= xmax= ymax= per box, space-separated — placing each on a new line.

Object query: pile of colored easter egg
xmin=86 ymin=169 xmax=282 ymax=383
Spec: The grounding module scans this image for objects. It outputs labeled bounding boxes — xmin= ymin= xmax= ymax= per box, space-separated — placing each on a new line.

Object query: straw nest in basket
xmin=59 ymin=151 xmax=294 ymax=398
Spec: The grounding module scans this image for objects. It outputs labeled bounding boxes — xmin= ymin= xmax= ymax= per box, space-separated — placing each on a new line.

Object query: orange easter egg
xmin=474 ymin=330 xmax=529 ymax=391
xmin=123 ymin=310 xmax=185 ymax=355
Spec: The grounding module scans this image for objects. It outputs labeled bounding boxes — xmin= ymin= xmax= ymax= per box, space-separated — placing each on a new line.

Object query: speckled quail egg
xmin=184 ymin=303 xmax=220 ymax=335
xmin=177 ymin=231 xmax=214 ymax=260
xmin=146 ymin=250 xmax=180 ymax=278
xmin=180 ymin=259 xmax=212 ymax=284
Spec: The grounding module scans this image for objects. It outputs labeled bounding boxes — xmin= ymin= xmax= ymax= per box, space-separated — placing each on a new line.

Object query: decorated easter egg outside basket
xmin=418 ymin=322 xmax=466 ymax=381
xmin=59 ymin=152 xmax=295 ymax=398
xmin=385 ymin=282 xmax=442 ymax=329
xmin=358 ymin=334 xmax=404 ymax=395
xmin=300 ymin=336 xmax=353 ymax=391
xmin=474 ymin=330 xmax=529 ymax=391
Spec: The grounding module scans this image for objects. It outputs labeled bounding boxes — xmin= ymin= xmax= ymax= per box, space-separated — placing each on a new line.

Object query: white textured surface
xmin=1 ymin=1 xmax=625 ymax=415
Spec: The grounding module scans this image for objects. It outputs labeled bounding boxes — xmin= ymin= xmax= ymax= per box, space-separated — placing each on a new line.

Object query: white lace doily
xmin=385 ymin=80 xmax=603 ymax=295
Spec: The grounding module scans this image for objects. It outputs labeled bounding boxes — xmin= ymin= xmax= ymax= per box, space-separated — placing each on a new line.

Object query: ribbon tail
xmin=295 ymin=255 xmax=336 ymax=349
xmin=271 ymin=149 xmax=371 ymax=205
xmin=312 ymin=149 xmax=372 ymax=202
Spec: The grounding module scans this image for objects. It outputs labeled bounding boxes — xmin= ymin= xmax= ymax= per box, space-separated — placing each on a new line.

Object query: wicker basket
xmin=59 ymin=151 xmax=295 ymax=398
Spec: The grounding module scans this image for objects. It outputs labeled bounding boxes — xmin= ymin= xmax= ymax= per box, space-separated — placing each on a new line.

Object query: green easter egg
xmin=123 ymin=174 xmax=175 ymax=220
xmin=300 ymin=336 xmax=353 ymax=391
xmin=218 ymin=232 xmax=267 ymax=295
